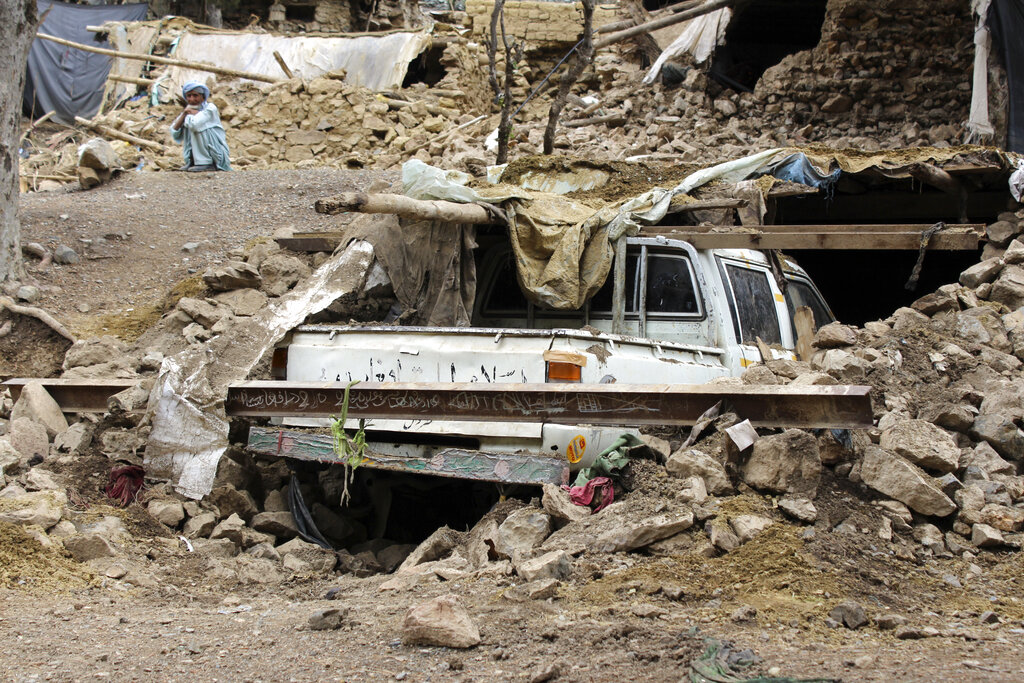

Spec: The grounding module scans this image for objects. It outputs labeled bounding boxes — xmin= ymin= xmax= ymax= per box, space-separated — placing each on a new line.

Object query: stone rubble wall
xmin=465 ymin=0 xmax=619 ymax=45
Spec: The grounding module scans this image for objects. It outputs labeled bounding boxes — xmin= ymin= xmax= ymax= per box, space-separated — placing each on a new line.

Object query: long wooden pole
xmin=108 ymin=73 xmax=155 ymax=87
xmin=74 ymin=116 xmax=167 ymax=152
xmin=594 ymin=0 xmax=734 ymax=49
xmin=597 ymin=0 xmax=704 ymax=33
xmin=315 ymin=192 xmax=495 ymax=224
xmin=36 ymin=32 xmax=281 ymax=83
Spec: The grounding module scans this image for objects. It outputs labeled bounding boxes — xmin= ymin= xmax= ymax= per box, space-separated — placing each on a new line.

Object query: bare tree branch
xmin=543 ymin=0 xmax=595 ymax=154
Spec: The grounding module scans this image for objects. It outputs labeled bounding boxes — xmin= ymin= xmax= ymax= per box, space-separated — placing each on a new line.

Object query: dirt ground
xmin=3 ymin=168 xmax=1024 ymax=682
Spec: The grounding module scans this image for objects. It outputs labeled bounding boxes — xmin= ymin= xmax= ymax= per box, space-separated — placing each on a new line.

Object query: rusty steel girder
xmin=225 ymin=380 xmax=873 ymax=429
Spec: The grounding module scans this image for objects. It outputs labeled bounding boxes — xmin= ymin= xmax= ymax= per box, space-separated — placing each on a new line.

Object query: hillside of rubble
xmin=4 ymin=0 xmax=1024 ymax=680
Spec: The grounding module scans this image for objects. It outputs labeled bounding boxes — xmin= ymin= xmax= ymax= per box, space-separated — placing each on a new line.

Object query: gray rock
xmin=911 ymin=286 xmax=959 ymax=315
xmin=192 ymin=538 xmax=239 ymax=558
xmin=912 ymin=523 xmax=946 ymax=553
xmin=11 ymin=383 xmax=68 ymax=440
xmin=63 ymin=336 xmax=128 ymax=371
xmin=208 ymin=485 xmax=259 ymax=522
xmin=676 ymin=475 xmax=708 ymax=504
xmin=741 ymin=365 xmax=779 ymax=385
xmin=706 ymin=520 xmax=741 ymax=552
xmin=516 ymin=550 xmax=571 ymax=581
xmin=148 ymin=499 xmax=185 ymax=528
xmin=246 ymin=542 xmax=281 ymax=562
xmin=183 ymin=511 xmax=217 ymax=538
xmin=875 ymin=614 xmax=907 ymax=630
xmin=978 ymin=503 xmax=1024 ymax=532
xmin=829 ymin=601 xmax=868 ymax=629
xmin=181 ymin=242 xmax=201 ymax=253
xmin=210 ymin=513 xmax=274 ymax=549
xmin=15 ymin=286 xmax=40 ymax=303
xmin=54 ymin=422 xmax=92 ymax=455
xmin=811 ymin=349 xmax=870 ymax=382
xmin=259 ymin=254 xmax=311 ymax=297
xmin=251 ymin=511 xmax=298 ymax=539
xmin=496 ymin=509 xmax=552 ymax=560
xmin=729 ymin=514 xmax=774 ymax=543
xmin=23 ymin=468 xmax=61 ymax=491
xmin=970 ymin=414 xmax=1024 ymax=461
xmin=789 ymin=371 xmax=838 ymax=386
xmin=308 ymin=607 xmax=349 ymax=631
xmin=986 ymin=220 xmax=1019 ymax=247
xmin=398 ymin=526 xmax=462 ymax=572
xmin=78 ymin=138 xmax=120 ymax=171
xmin=778 ymin=496 xmax=817 ymax=523
xmin=731 ymin=605 xmax=758 ymax=622
xmin=376 ymin=543 xmax=416 ymax=573
xmin=1003 ymin=238 xmax=1024 ymax=265
xmin=879 ymin=419 xmax=960 ymax=473
xmin=9 ymin=417 xmax=49 ymax=462
xmin=0 ymin=490 xmax=66 ymax=528
xmin=959 ymin=258 xmax=1003 ymax=288
xmin=541 ymin=483 xmax=589 ymax=524
xmin=592 ymin=511 xmax=694 ymax=553
xmin=916 ymin=403 xmax=975 ymax=433
xmin=211 ymin=288 xmax=268 ymax=317
xmin=52 ymin=245 xmax=79 ymax=265
xmin=666 ymin=447 xmax=732 ymax=494
xmin=990 ymin=265 xmax=1024 ymax=310
xmin=277 ymin=537 xmax=338 ymax=574
xmin=859 ymin=446 xmax=956 ymax=517
xmin=962 ymin=441 xmax=1015 ymax=478
xmin=177 ymin=297 xmax=230 ymax=329
xmin=63 ymin=533 xmax=118 ymax=562
xmin=812 ymin=322 xmax=857 ymax=348
xmin=401 ymin=595 xmax=481 ymax=648
xmin=742 ymin=429 xmax=821 ymax=496
xmin=203 ymin=261 xmax=262 ymax=291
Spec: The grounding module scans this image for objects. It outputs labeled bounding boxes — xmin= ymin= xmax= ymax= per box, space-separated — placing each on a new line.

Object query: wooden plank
xmin=642 ymin=231 xmax=980 ymax=250
xmin=646 ymin=223 xmax=985 ymax=234
xmin=226 ymin=380 xmax=875 ymax=428
xmin=247 ymin=427 xmax=566 ymax=485
xmin=794 ymin=306 xmax=815 ymax=362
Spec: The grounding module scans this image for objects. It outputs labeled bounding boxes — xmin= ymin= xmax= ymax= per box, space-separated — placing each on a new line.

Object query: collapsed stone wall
xmin=756 ymin=0 xmax=974 ymax=144
xmin=465 ymin=0 xmax=618 ymax=45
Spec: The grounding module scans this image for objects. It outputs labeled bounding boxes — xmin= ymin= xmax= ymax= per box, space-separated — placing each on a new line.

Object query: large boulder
xmin=208 ymin=484 xmax=259 ymax=522
xmin=742 ymin=429 xmax=821 ymax=497
xmin=990 ymin=265 xmax=1024 ymax=310
xmin=496 ymin=508 xmax=552 ymax=560
xmin=259 ymin=254 xmax=311 ymax=297
xmin=203 ymin=261 xmax=262 ymax=291
xmin=666 ymin=448 xmax=732 ymax=494
xmin=0 ymin=490 xmax=66 ymax=529
xmin=879 ymin=419 xmax=960 ymax=473
xmin=63 ymin=336 xmax=128 ymax=371
xmin=591 ymin=511 xmax=694 ymax=553
xmin=959 ymin=258 xmax=1003 ymax=288
xmin=277 ymin=537 xmax=337 ymax=573
xmin=401 ymin=595 xmax=481 ymax=648
xmin=77 ymin=138 xmax=120 ymax=171
xmin=515 ymin=550 xmax=571 ymax=582
xmin=212 ymin=288 xmax=268 ymax=317
xmin=8 ymin=418 xmax=49 ymax=462
xmin=10 ymin=383 xmax=68 ymax=439
xmin=541 ymin=483 xmax=589 ymax=524
xmin=859 ymin=447 xmax=956 ymax=517
xmin=970 ymin=415 xmax=1024 ymax=461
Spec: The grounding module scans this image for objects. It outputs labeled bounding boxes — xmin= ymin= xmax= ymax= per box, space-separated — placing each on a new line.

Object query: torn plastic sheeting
xmin=671 ymin=148 xmax=785 ymax=195
xmin=158 ymin=30 xmax=431 ymax=102
xmin=757 ymin=153 xmax=842 ymax=191
xmin=144 ymin=240 xmax=375 ymax=499
xmin=643 ymin=7 xmax=732 ymax=85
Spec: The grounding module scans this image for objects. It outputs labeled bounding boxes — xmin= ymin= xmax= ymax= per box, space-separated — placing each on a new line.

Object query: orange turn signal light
xmin=546 ymin=361 xmax=582 ymax=382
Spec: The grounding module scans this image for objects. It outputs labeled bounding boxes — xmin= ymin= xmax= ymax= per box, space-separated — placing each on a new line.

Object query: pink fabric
xmin=563 ymin=476 xmax=614 ymax=512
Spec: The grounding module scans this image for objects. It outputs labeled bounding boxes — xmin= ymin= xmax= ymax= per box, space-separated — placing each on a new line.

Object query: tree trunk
xmin=0 ymin=0 xmax=39 ymax=283
xmin=543 ymin=0 xmax=595 ymax=155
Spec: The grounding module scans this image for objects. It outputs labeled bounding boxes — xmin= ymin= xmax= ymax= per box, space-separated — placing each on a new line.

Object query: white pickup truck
xmin=249 ymin=233 xmax=835 ymax=484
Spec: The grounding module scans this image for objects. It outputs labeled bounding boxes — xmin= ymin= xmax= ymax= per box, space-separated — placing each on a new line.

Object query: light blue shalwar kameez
xmin=170 ymin=83 xmax=232 ymax=171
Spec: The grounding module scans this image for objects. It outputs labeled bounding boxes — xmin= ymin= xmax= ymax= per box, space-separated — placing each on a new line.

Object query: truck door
xmin=717 ymin=256 xmax=791 ymax=372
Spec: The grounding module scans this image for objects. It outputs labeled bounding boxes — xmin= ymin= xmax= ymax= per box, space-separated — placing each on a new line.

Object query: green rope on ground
xmin=689 ymin=639 xmax=839 ymax=683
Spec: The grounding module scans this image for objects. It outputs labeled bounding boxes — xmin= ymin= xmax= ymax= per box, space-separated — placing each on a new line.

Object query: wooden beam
xmin=642 ymin=230 xmax=981 ymax=250
xmin=226 ymin=380 xmax=875 ymax=429
xmin=594 ymin=0 xmax=734 ymax=50
xmin=314 ymin=192 xmax=497 ymax=224
xmin=649 ymin=223 xmax=985 ymax=234
xmin=597 ymin=0 xmax=704 ymax=33
xmin=248 ymin=427 xmax=566 ymax=485
xmin=272 ymin=50 xmax=294 ymax=79
xmin=74 ymin=116 xmax=167 ymax=152
xmin=563 ymin=112 xmax=627 ymax=128
xmin=107 ymin=73 xmax=154 ymax=87
xmin=36 ymin=32 xmax=281 ymax=83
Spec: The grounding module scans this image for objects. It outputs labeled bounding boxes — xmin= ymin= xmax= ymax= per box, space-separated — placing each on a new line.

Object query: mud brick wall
xmin=465 ymin=0 xmax=619 ymax=45
xmin=756 ymin=0 xmax=974 ymax=135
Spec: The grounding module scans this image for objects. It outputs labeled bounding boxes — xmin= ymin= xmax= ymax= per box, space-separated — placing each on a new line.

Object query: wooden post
xmin=611 ymin=236 xmax=626 ymax=335
xmin=315 ymin=192 xmax=496 ymax=224
xmin=594 ymin=0 xmax=734 ymax=50
xmin=36 ymin=32 xmax=281 ymax=83
xmin=273 ymin=51 xmax=294 ymax=79
xmin=74 ymin=116 xmax=167 ymax=152
xmin=108 ymin=73 xmax=155 ymax=87
xmin=563 ymin=112 xmax=627 ymax=128
xmin=794 ymin=306 xmax=815 ymax=362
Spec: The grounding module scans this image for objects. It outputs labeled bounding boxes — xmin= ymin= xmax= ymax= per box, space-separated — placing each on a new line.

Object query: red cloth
xmin=106 ymin=465 xmax=145 ymax=507
xmin=563 ymin=476 xmax=614 ymax=512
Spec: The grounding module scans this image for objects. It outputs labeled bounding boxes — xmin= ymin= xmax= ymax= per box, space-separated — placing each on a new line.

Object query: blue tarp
xmin=24 ymin=0 xmax=149 ymax=125
xmin=757 ymin=153 xmax=842 ymax=191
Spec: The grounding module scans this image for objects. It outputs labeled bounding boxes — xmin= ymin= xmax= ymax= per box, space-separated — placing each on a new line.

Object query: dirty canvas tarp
xmin=157 ymin=30 xmax=431 ymax=102
xmin=643 ymin=7 xmax=732 ymax=85
xmin=988 ymin=0 xmax=1024 ymax=152
xmin=25 ymin=0 xmax=149 ymax=124
xmin=145 ymin=241 xmax=374 ymax=499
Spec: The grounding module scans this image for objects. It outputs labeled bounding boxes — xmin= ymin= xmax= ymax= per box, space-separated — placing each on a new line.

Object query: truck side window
xmin=784 ymin=278 xmax=833 ymax=334
xmin=481 ymin=253 xmax=529 ymax=316
xmin=724 ymin=264 xmax=782 ymax=345
xmin=646 ymin=254 xmax=700 ymax=314
xmin=590 ymin=252 xmax=639 ymax=315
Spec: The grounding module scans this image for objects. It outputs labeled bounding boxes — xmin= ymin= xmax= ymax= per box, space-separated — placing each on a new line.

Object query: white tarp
xmin=968 ymin=0 xmax=995 ymax=139
xmin=144 ymin=240 xmax=374 ymax=499
xmin=158 ymin=30 xmax=431 ymax=102
xmin=643 ymin=8 xmax=732 ymax=85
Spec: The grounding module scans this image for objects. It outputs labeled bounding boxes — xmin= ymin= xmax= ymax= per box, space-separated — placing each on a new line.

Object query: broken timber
xmin=226 ymin=381 xmax=873 ymax=429
xmin=314 ymin=192 xmax=496 ymax=224
xmin=247 ymin=427 xmax=566 ymax=485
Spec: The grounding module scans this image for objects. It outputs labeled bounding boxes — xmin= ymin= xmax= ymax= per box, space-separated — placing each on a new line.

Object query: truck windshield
xmin=723 ymin=263 xmax=782 ymax=345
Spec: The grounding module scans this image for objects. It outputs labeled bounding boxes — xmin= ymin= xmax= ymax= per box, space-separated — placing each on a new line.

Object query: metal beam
xmin=247 ymin=427 xmax=566 ymax=485
xmin=2 ymin=378 xmax=138 ymax=412
xmin=226 ymin=381 xmax=874 ymax=429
